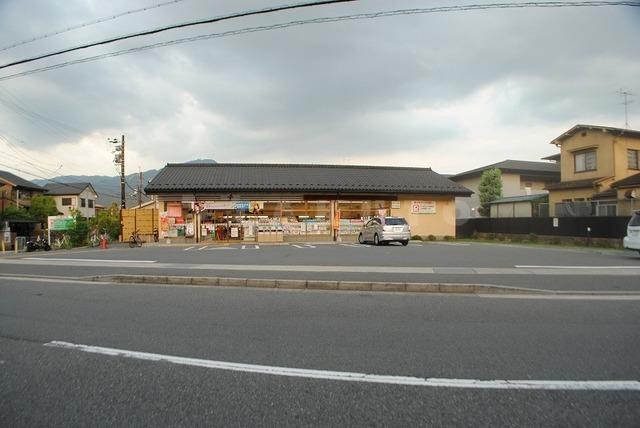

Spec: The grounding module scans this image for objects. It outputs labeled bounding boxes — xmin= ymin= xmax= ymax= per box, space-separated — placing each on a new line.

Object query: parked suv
xmin=358 ymin=217 xmax=411 ymax=246
xmin=623 ymin=210 xmax=640 ymax=254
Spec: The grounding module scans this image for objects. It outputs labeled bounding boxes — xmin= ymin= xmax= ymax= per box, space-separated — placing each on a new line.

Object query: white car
xmin=623 ymin=210 xmax=640 ymax=254
xmin=358 ymin=217 xmax=411 ymax=246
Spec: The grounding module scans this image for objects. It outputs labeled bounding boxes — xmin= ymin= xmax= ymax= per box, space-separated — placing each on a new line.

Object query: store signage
xmin=49 ymin=216 xmax=74 ymax=231
xmin=203 ymin=201 xmax=250 ymax=211
xmin=391 ymin=201 xmax=401 ymax=209
xmin=411 ymin=200 xmax=436 ymax=214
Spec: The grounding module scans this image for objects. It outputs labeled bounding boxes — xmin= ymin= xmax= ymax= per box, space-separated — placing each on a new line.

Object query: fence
xmin=538 ymin=199 xmax=639 ymax=218
xmin=456 ymin=216 xmax=631 ymax=239
xmin=121 ymin=209 xmax=159 ymax=242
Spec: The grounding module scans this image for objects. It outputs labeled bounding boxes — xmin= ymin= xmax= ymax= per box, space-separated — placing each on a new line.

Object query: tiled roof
xmin=0 ymin=170 xmax=44 ymax=191
xmin=551 ymin=124 xmax=640 ymax=144
xmin=545 ymin=177 xmax=604 ymax=191
xmin=611 ymin=173 xmax=640 ymax=189
xmin=145 ymin=163 xmax=473 ymax=196
xmin=488 ymin=194 xmax=548 ymax=204
xmin=591 ymin=189 xmax=617 ymax=199
xmin=44 ymin=182 xmax=97 ymax=196
xmin=450 ymin=160 xmax=560 ymax=181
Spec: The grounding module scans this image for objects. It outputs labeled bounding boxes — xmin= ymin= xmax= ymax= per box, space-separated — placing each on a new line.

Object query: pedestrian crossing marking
xmin=241 ymin=245 xmax=260 ymax=249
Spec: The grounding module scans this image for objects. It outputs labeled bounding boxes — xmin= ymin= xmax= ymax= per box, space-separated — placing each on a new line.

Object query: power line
xmin=0 ymin=0 xmax=187 ymax=53
xmin=0 ymin=86 xmax=84 ymax=136
xmin=0 ymin=162 xmax=122 ymax=198
xmin=1 ymin=1 xmax=638 ymax=82
xmin=0 ymin=0 xmax=358 ymax=71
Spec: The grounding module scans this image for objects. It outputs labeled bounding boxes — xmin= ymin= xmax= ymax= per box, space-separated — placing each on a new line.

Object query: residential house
xmin=545 ymin=124 xmax=640 ymax=217
xmin=0 ymin=170 xmax=45 ymax=212
xmin=610 ymin=172 xmax=640 ymax=215
xmin=44 ymin=182 xmax=99 ymax=218
xmin=449 ymin=160 xmax=560 ymax=218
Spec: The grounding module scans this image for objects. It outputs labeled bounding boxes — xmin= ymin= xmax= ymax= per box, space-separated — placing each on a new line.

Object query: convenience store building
xmin=144 ymin=163 xmax=472 ymax=243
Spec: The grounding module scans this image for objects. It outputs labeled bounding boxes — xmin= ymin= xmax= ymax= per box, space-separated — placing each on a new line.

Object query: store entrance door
xmin=213 ymin=210 xmax=245 ymax=242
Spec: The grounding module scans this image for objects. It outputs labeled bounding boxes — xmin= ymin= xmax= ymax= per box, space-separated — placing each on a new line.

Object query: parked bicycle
xmin=129 ymin=230 xmax=143 ymax=248
xmin=52 ymin=234 xmax=70 ymax=250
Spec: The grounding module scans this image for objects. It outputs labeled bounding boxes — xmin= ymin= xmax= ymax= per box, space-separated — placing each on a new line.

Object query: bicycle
xmin=129 ymin=230 xmax=143 ymax=248
xmin=52 ymin=234 xmax=70 ymax=250
xmin=89 ymin=230 xmax=100 ymax=247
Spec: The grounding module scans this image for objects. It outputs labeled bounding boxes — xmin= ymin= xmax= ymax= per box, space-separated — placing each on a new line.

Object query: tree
xmin=90 ymin=203 xmax=120 ymax=241
xmin=29 ymin=195 xmax=60 ymax=227
xmin=0 ymin=205 xmax=31 ymax=221
xmin=478 ymin=168 xmax=502 ymax=216
xmin=67 ymin=209 xmax=89 ymax=247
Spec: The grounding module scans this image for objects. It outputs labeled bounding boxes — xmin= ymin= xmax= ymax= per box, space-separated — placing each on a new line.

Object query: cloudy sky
xmin=0 ymin=0 xmax=639 ymax=180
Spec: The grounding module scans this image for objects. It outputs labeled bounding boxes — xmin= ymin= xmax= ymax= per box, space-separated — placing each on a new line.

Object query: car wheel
xmin=401 ymin=240 xmax=409 ymax=246
xmin=358 ymin=233 xmax=365 ymax=244
xmin=373 ymin=234 xmax=380 ymax=246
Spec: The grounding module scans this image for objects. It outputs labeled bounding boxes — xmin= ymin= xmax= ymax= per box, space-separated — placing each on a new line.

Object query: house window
xmin=88 ymin=199 xmax=94 ymax=208
xmin=80 ymin=198 xmax=86 ymax=208
xmin=574 ymin=150 xmax=596 ymax=172
xmin=628 ymin=149 xmax=639 ymax=170
xmin=61 ymin=198 xmax=72 ymax=206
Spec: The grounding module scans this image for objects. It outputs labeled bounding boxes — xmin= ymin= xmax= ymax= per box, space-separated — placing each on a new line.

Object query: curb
xmin=86 ymin=274 xmax=569 ymax=295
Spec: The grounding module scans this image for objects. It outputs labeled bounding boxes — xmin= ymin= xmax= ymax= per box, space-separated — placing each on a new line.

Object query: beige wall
xmin=558 ymin=130 xmax=640 ymax=183
xmin=490 ymin=201 xmax=532 ymax=218
xmin=52 ymin=188 xmax=97 ymax=218
xmin=391 ymin=195 xmax=456 ymax=237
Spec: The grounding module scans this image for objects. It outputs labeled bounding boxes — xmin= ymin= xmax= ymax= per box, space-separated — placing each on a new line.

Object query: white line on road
xmin=304 ymin=244 xmax=316 ymax=248
xmin=291 ymin=244 xmax=305 ymax=249
xmin=44 ymin=341 xmax=640 ymax=391
xmin=184 ymin=247 xmax=196 ymax=251
xmin=22 ymin=258 xmax=156 ymax=263
xmin=241 ymin=245 xmax=260 ymax=250
xmin=515 ymin=265 xmax=638 ymax=269
xmin=197 ymin=246 xmax=209 ymax=251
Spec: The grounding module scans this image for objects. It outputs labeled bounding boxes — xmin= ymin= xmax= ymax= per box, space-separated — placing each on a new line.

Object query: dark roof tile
xmin=145 ymin=163 xmax=472 ymax=196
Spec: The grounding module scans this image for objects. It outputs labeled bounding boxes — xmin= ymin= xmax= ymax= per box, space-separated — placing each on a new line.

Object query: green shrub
xmin=444 ymin=235 xmax=454 ymax=241
xmin=411 ymin=235 xmax=423 ymax=241
xmin=427 ymin=234 xmax=436 ymax=241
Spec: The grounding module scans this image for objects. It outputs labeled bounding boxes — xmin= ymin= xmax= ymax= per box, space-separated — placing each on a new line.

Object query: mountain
xmin=32 ymin=159 xmax=216 ymax=207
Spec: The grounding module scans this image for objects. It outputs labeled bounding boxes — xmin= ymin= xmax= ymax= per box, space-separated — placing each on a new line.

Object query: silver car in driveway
xmin=358 ymin=217 xmax=411 ymax=246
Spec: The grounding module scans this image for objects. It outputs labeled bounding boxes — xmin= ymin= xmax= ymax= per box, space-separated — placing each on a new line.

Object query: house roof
xmin=0 ymin=170 xmax=44 ymax=191
xmin=145 ymin=163 xmax=473 ymax=196
xmin=488 ymin=194 xmax=548 ymax=204
xmin=44 ymin=182 xmax=98 ymax=196
xmin=591 ymin=189 xmax=618 ymax=200
xmin=611 ymin=173 xmax=640 ymax=189
xmin=545 ymin=177 xmax=605 ymax=191
xmin=541 ymin=153 xmax=561 ymax=161
xmin=450 ymin=160 xmax=560 ymax=181
xmin=551 ymin=124 xmax=640 ymax=145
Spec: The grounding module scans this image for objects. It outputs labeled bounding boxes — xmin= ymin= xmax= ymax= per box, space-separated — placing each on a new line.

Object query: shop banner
xmin=411 ymin=200 xmax=436 ymax=214
xmin=49 ymin=216 xmax=74 ymax=231
xmin=203 ymin=201 xmax=251 ymax=211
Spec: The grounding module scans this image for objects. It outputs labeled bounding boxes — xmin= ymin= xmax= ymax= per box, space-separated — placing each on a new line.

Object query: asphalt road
xmin=1 ymin=241 xmax=639 ymax=292
xmin=1 ymin=277 xmax=639 ymax=426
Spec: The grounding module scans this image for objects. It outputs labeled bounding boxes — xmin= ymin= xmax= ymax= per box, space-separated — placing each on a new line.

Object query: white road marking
xmin=291 ymin=244 xmax=305 ymax=249
xmin=515 ymin=265 xmax=638 ymax=269
xmin=206 ymin=247 xmax=236 ymax=250
xmin=197 ymin=246 xmax=209 ymax=251
xmin=479 ymin=294 xmax=640 ymax=301
xmin=44 ymin=341 xmax=640 ymax=391
xmin=183 ymin=247 xmax=196 ymax=251
xmin=241 ymin=245 xmax=260 ymax=250
xmin=304 ymin=244 xmax=316 ymax=248
xmin=340 ymin=244 xmax=364 ymax=248
xmin=22 ymin=258 xmax=156 ymax=263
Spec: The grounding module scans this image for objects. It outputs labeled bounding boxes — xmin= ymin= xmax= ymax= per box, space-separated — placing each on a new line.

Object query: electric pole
xmin=109 ymin=135 xmax=126 ymax=209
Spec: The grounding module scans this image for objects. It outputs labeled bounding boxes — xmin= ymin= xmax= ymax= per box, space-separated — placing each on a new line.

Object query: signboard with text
xmin=410 ymin=200 xmax=436 ymax=214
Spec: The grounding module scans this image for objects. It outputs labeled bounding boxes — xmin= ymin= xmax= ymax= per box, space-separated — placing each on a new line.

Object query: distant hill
xmin=33 ymin=159 xmax=216 ymax=207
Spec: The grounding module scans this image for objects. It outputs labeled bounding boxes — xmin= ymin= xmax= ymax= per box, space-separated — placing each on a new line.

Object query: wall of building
xmin=613 ymin=135 xmax=640 ymax=183
xmin=558 ymin=130 xmax=615 ymax=182
xmin=52 ymin=188 xmax=97 ymax=218
xmin=391 ymin=195 xmax=456 ymax=238
xmin=548 ymin=188 xmax=597 ymax=216
xmin=454 ymin=173 xmax=548 ymax=218
xmin=490 ymin=201 xmax=532 ymax=218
